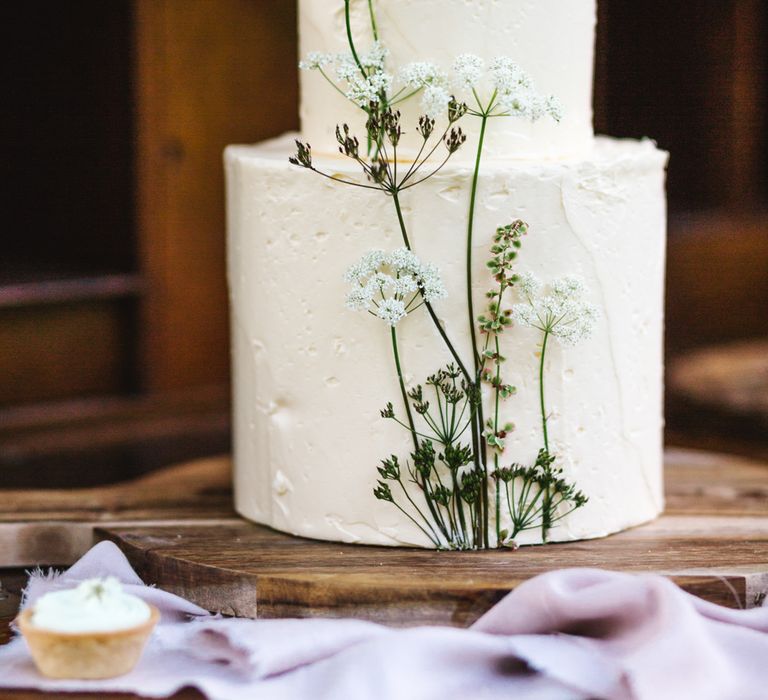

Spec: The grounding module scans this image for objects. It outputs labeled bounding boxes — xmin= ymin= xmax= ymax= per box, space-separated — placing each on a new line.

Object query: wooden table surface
xmin=2 ymin=447 xmax=768 ymax=697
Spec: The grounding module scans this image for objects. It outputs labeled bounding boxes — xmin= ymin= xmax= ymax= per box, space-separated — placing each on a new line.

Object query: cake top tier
xmin=299 ymin=0 xmax=596 ymax=162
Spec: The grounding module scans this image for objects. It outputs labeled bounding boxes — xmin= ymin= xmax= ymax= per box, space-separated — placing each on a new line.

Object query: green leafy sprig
xmin=375 ymin=363 xmax=483 ymax=549
xmin=493 ymin=449 xmax=588 ymax=546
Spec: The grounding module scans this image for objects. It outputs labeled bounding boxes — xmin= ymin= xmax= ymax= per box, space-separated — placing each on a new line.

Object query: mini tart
xmin=17 ymin=604 xmax=159 ymax=679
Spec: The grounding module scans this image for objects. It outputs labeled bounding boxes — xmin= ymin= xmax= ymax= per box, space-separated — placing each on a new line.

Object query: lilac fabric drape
xmin=1 ymin=540 xmax=766 ymax=699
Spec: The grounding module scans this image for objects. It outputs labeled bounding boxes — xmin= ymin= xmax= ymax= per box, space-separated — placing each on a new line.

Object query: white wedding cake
xmin=226 ymin=0 xmax=668 ymax=549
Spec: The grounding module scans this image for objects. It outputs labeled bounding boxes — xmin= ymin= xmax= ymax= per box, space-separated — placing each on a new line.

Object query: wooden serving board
xmin=95 ymin=449 xmax=768 ymax=627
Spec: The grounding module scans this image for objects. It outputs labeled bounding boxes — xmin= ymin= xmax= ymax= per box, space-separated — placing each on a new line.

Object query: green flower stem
xmin=539 ymin=330 xmax=550 ymax=453
xmin=344 ymin=0 xmax=367 ymax=79
xmin=493 ymin=335 xmax=502 ymax=545
xmin=317 ymin=68 xmax=350 ymax=101
xmin=367 ymin=0 xmax=379 ymax=40
xmin=392 ymin=190 xmax=413 ymax=248
xmin=538 ymin=328 xmax=552 ymax=541
xmin=505 ymin=482 xmax=516 ymax=536
xmin=392 ymin=188 xmax=487 ymax=548
xmin=452 ymin=471 xmax=469 ymax=545
xmin=466 ymin=113 xmax=489 ymax=369
xmin=424 ymin=479 xmax=450 ymax=537
xmin=466 ymin=114 xmax=491 ymax=550
xmin=494 ymin=461 xmax=501 ymax=545
xmin=391 ymin=326 xmax=418 ymax=452
xmin=391 ymin=191 xmax=472 ymax=383
xmin=393 ymin=480 xmax=441 ymax=546
xmin=390 ymin=189 xmax=479 ymax=548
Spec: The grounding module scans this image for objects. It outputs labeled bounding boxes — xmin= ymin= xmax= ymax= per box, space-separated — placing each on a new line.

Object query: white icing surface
xmin=31 ymin=577 xmax=151 ymax=633
xmin=299 ymin=0 xmax=596 ymax=161
xmin=226 ymin=134 xmax=668 ymax=547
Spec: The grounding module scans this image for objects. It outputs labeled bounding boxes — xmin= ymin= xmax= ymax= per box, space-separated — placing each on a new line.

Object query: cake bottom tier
xmin=226 ymin=134 xmax=668 ymax=548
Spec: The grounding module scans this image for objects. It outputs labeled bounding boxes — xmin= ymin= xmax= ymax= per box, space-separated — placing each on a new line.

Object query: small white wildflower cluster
xmin=300 ymin=43 xmax=394 ymax=109
xmin=300 ymin=44 xmax=562 ymax=122
xmin=345 ymin=248 xmax=447 ymax=326
xmin=512 ymin=273 xmax=597 ymax=346
xmin=453 ymin=54 xmax=485 ymax=88
xmin=301 ymin=46 xmax=455 ymax=117
xmin=399 ymin=61 xmax=451 ymax=116
xmin=298 ymin=51 xmax=333 ymax=71
xmin=453 ymin=54 xmax=563 ymax=122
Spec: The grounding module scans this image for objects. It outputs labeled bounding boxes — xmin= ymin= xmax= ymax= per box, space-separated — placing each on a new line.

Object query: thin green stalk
xmin=391 ymin=326 xmax=418 ymax=452
xmin=466 ymin=114 xmax=489 ymax=369
xmin=460 ymin=377 xmax=487 ymax=549
xmin=391 ymin=191 xmax=412 ymax=248
xmin=318 ymin=68 xmax=350 ymax=101
xmin=367 ymin=0 xmax=379 ymax=40
xmin=392 ymin=482 xmax=441 ymax=546
xmin=452 ymin=472 xmax=468 ymax=545
xmin=539 ymin=330 xmax=550 ymax=453
xmin=492 ymin=336 xmax=502 ymax=545
xmin=505 ymin=481 xmax=517 ymax=537
xmin=344 ymin=0 xmax=367 ymax=79
xmin=494 ymin=460 xmax=501 ymax=545
xmin=391 ymin=191 xmax=473 ymax=383
xmin=467 ymin=117 xmax=492 ymax=549
xmin=538 ymin=328 xmax=552 ymax=544
xmin=423 ymin=479 xmax=450 ymax=537
xmin=434 ymin=385 xmax=447 ymax=437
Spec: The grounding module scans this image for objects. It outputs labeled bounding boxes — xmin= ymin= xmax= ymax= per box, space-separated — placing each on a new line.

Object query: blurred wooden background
xmin=1 ymin=0 xmax=766 ymax=487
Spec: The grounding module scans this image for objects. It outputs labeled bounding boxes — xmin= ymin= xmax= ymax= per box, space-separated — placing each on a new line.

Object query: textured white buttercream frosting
xmin=30 ymin=577 xmax=151 ymax=633
xmin=226 ymin=134 xmax=668 ymax=547
xmin=299 ymin=0 xmax=596 ymax=161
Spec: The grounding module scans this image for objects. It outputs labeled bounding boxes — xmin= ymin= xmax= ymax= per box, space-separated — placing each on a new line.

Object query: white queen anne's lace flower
xmin=451 ymin=54 xmax=562 ymax=123
xmin=512 ymin=273 xmax=598 ymax=346
xmin=490 ymin=57 xmax=532 ymax=92
xmin=345 ymin=248 xmax=447 ymax=326
xmin=399 ymin=61 xmax=450 ymax=116
xmin=298 ymin=51 xmax=334 ymax=71
xmin=399 ymin=61 xmax=442 ymax=88
xmin=300 ymin=45 xmax=394 ymax=108
xmin=342 ymin=68 xmax=393 ymax=107
xmin=360 ymin=41 xmax=388 ymax=71
xmin=421 ymin=84 xmax=452 ymax=117
xmin=453 ymin=54 xmax=485 ymax=88
xmin=376 ymin=297 xmax=407 ymax=326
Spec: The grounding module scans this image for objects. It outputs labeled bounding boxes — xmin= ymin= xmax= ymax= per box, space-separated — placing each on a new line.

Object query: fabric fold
xmin=1 ymin=542 xmax=766 ymax=700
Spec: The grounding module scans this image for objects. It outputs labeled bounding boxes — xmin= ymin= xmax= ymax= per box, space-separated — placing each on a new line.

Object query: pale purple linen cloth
xmin=1 ymin=540 xmax=767 ymax=699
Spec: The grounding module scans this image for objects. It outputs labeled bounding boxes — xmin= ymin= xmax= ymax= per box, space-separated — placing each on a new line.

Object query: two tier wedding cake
xmin=226 ymin=0 xmax=668 ymax=549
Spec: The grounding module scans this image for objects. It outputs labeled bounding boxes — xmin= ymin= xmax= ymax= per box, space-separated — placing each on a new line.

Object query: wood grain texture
xmin=665 ymin=214 xmax=768 ymax=352
xmin=133 ymin=0 xmax=298 ymax=393
xmin=0 ymin=383 xmax=230 ymax=489
xmin=89 ymin=449 xmax=768 ymax=627
xmin=0 ymin=456 xmax=237 ymax=567
xmin=0 ymin=301 xmax=131 ymax=407
xmin=669 ymin=339 xmax=768 ymax=422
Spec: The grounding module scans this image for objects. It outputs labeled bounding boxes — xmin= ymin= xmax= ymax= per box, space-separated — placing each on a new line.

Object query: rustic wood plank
xmin=0 ymin=384 xmax=230 ymax=492
xmin=665 ymin=214 xmax=768 ymax=352
xmin=133 ymin=0 xmax=298 ymax=393
xmin=0 ymin=301 xmax=131 ymax=406
xmin=0 ymin=456 xmax=237 ymax=567
xmin=88 ymin=449 xmax=768 ymax=627
xmin=669 ymin=339 xmax=768 ymax=423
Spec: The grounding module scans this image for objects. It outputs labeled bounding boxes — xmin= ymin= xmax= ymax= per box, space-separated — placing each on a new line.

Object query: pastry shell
xmin=16 ymin=604 xmax=159 ymax=679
